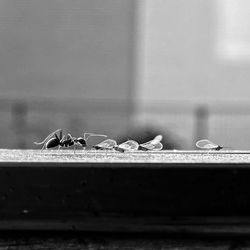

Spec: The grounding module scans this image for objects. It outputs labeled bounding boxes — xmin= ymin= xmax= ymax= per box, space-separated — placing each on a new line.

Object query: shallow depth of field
xmin=0 ymin=0 xmax=249 ymax=150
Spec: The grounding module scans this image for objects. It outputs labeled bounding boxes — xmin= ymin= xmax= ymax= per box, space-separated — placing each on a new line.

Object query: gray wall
xmin=135 ymin=0 xmax=250 ymax=149
xmin=0 ymin=0 xmax=135 ymax=101
xmin=137 ymin=0 xmax=250 ymax=103
xmin=0 ymin=0 xmax=137 ymax=148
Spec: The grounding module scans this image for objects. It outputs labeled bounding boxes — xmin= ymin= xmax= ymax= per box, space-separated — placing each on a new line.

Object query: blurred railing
xmin=1 ymin=98 xmax=250 ymax=149
xmin=135 ymin=101 xmax=250 ymax=149
xmin=0 ymin=98 xmax=133 ymax=149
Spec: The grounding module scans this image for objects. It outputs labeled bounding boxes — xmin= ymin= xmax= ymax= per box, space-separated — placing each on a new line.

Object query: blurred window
xmin=217 ymin=0 xmax=250 ymax=61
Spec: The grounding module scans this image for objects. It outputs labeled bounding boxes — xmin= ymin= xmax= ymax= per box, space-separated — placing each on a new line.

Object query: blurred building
xmin=0 ymin=0 xmax=137 ymax=148
xmin=135 ymin=0 xmax=250 ymax=149
xmin=1 ymin=0 xmax=250 ymax=149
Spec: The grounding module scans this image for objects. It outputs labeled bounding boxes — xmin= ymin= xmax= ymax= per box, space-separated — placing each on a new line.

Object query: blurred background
xmin=0 ymin=0 xmax=250 ymax=149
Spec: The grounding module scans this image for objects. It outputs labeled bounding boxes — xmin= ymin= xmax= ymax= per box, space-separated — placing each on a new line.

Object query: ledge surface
xmin=0 ymin=149 xmax=250 ymax=234
xmin=1 ymin=149 xmax=250 ymax=164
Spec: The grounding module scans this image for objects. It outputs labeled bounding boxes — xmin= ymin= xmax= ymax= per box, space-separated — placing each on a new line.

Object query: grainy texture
xmin=0 ymin=149 xmax=250 ymax=249
xmin=0 ymin=149 xmax=250 ymax=233
xmin=1 ymin=149 xmax=250 ymax=163
xmin=0 ymin=232 xmax=246 ymax=250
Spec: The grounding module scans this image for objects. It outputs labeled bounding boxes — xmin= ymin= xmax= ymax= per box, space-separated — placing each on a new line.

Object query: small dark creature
xmin=34 ymin=129 xmax=107 ymax=150
xmin=195 ymin=139 xmax=223 ymax=150
xmin=34 ymin=129 xmax=64 ymax=150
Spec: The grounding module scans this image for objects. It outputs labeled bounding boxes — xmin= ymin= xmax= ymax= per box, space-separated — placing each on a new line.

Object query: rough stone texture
xmin=0 ymin=150 xmax=250 ymax=248
xmin=0 ymin=233 xmax=247 ymax=250
xmin=1 ymin=149 xmax=250 ymax=163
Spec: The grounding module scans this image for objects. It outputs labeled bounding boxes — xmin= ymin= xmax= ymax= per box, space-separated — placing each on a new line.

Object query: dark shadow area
xmin=0 ymin=230 xmax=248 ymax=250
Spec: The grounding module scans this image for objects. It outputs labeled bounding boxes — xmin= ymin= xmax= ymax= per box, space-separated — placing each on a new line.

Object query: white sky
xmin=216 ymin=0 xmax=250 ymax=60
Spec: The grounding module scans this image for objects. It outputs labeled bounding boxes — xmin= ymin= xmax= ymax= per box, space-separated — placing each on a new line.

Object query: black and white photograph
xmin=0 ymin=0 xmax=250 ymax=249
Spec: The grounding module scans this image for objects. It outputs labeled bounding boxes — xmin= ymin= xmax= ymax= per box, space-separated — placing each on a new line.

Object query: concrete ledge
xmin=0 ymin=149 xmax=250 ymax=233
